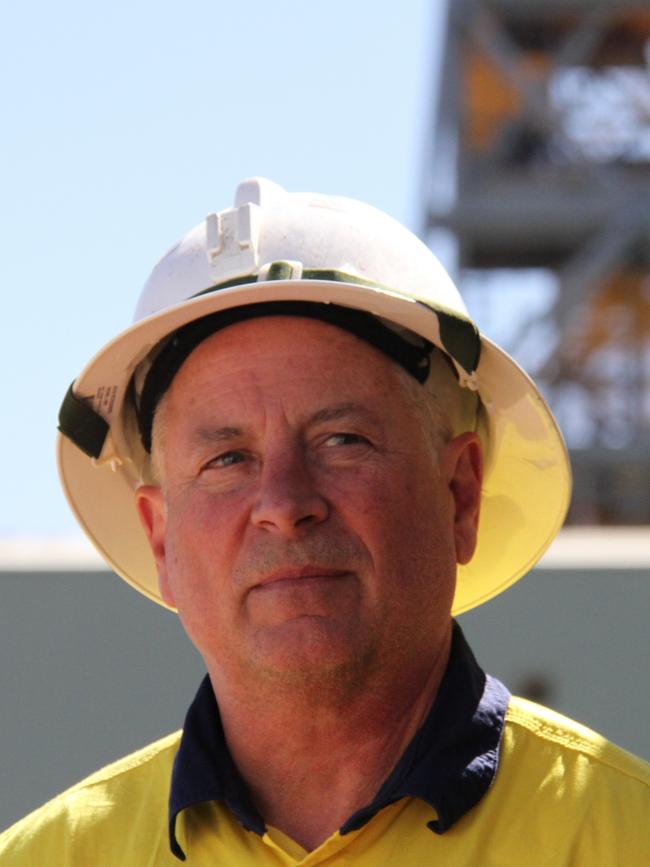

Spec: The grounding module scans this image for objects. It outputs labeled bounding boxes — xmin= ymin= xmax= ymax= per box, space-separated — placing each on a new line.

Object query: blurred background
xmin=2 ymin=0 xmax=649 ymax=831
xmin=423 ymin=0 xmax=650 ymax=523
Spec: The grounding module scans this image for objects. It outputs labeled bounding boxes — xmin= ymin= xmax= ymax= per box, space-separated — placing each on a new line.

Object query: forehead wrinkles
xmin=179 ymin=315 xmax=393 ymax=374
xmin=168 ymin=318 xmax=402 ymax=413
xmin=149 ymin=315 xmax=436 ymax=482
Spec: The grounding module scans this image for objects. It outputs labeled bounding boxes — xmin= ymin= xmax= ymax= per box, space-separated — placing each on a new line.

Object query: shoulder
xmin=0 ymin=731 xmax=182 ymax=867
xmin=504 ymin=695 xmax=650 ymax=787
xmin=487 ymin=696 xmax=650 ymax=862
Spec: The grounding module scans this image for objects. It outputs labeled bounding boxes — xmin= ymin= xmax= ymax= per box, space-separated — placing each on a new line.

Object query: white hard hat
xmin=57 ymin=177 xmax=571 ymax=614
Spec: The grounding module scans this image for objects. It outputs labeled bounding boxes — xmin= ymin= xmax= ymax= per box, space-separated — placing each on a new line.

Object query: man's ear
xmin=135 ymin=486 xmax=175 ymax=607
xmin=444 ymin=432 xmax=483 ymax=565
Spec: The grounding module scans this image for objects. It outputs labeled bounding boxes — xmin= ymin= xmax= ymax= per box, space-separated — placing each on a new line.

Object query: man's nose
xmin=250 ymin=447 xmax=329 ymax=534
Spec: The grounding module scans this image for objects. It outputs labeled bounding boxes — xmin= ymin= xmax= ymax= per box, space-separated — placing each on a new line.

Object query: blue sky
xmin=1 ymin=0 xmax=443 ymax=536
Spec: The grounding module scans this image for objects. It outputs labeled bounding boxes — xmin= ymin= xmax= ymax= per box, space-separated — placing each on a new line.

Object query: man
xmin=2 ymin=178 xmax=648 ymax=864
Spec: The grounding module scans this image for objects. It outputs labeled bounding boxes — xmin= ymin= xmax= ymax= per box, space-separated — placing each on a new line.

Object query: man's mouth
xmin=253 ymin=566 xmax=350 ymax=589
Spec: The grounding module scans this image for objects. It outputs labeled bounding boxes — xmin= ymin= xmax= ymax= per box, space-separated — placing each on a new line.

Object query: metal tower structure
xmin=422 ymin=0 xmax=650 ymax=524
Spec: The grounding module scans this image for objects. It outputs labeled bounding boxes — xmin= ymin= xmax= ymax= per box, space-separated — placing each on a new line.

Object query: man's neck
xmin=207 ymin=628 xmax=452 ymax=852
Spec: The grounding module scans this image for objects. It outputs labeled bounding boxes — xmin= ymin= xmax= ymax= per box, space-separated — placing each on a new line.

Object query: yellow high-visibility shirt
xmin=1 ymin=699 xmax=649 ymax=866
xmin=2 ymin=623 xmax=649 ymax=865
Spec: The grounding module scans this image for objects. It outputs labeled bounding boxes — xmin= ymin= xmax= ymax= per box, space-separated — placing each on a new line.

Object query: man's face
xmin=137 ymin=317 xmax=481 ymax=691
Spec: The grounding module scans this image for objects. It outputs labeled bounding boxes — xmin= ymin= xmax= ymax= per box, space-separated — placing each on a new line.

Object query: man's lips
xmin=252 ymin=566 xmax=350 ymax=589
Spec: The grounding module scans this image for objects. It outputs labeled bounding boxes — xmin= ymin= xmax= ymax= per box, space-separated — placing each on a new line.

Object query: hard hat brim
xmin=57 ymin=276 xmax=571 ymax=615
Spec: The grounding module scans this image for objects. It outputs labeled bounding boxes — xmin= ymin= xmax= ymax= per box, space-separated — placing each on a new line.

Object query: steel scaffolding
xmin=422 ymin=0 xmax=650 ymax=523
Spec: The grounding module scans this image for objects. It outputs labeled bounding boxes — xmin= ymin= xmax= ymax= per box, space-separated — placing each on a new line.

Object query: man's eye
xmin=324 ymin=433 xmax=367 ymax=447
xmin=209 ymin=451 xmax=246 ymax=468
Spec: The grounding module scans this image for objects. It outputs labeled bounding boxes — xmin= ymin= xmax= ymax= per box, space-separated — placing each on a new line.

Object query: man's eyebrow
xmin=189 ymin=405 xmax=376 ymax=444
xmin=191 ymin=425 xmax=243 ymax=444
xmin=308 ymin=403 xmax=377 ymax=425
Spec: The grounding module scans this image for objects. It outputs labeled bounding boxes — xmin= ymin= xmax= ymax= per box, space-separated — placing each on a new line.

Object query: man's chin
xmin=244 ymin=618 xmax=377 ymax=694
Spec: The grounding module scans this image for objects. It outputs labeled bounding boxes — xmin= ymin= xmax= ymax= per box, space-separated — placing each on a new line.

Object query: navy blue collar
xmin=168 ymin=622 xmax=510 ymax=860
